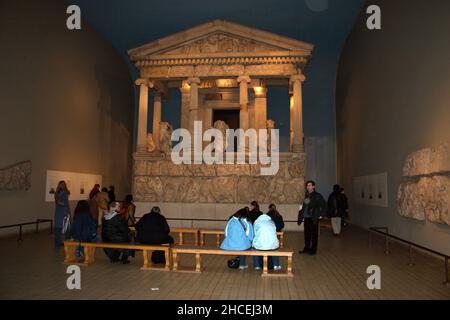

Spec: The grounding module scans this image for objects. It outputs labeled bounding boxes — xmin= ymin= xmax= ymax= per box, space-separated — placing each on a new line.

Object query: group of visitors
xmin=220 ymin=202 xmax=285 ymax=271
xmin=53 ymin=179 xmax=349 ymax=263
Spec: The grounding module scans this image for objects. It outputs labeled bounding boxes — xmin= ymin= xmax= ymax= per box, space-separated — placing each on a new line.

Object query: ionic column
xmin=180 ymin=81 xmax=190 ymax=130
xmin=253 ymin=86 xmax=267 ymax=130
xmin=135 ymin=78 xmax=153 ymax=152
xmin=187 ymin=77 xmax=201 ymax=134
xmin=152 ymin=91 xmax=162 ymax=151
xmin=290 ymin=73 xmax=306 ymax=153
xmin=237 ymin=75 xmax=251 ymax=131
xmin=289 ymin=93 xmax=294 ymax=152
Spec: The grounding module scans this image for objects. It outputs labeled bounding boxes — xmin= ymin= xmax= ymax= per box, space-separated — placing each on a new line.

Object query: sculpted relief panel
xmin=163 ymin=33 xmax=285 ymax=55
xmin=397 ymin=143 xmax=450 ymax=226
xmin=133 ymin=158 xmax=305 ymax=205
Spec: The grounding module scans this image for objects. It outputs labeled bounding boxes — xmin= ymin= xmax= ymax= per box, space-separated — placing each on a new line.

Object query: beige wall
xmin=0 ymin=0 xmax=134 ymax=235
xmin=336 ymin=0 xmax=450 ymax=254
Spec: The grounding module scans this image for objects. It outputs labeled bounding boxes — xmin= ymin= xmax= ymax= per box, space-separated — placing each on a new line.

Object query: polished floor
xmin=1 ymin=225 xmax=449 ymax=300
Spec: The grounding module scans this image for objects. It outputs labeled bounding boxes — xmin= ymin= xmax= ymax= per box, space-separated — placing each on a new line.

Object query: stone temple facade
xmin=128 ymin=20 xmax=314 ymax=230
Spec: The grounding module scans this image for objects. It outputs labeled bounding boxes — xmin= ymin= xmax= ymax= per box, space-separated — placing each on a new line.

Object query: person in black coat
xmin=71 ymin=200 xmax=98 ymax=259
xmin=297 ymin=180 xmax=327 ymax=255
xmin=248 ymin=201 xmax=263 ymax=224
xmin=101 ymin=202 xmax=131 ymax=264
xmin=135 ymin=206 xmax=174 ymax=264
xmin=267 ymin=203 xmax=285 ymax=269
xmin=327 ymin=184 xmax=348 ymax=235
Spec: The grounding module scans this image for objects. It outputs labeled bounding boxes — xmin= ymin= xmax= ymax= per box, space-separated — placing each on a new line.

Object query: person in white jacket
xmin=252 ymin=213 xmax=281 ymax=270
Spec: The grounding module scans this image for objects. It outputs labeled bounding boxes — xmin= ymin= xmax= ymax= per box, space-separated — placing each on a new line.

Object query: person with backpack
xmin=220 ymin=208 xmax=254 ymax=270
xmin=327 ymin=184 xmax=348 ymax=235
xmin=71 ymin=200 xmax=98 ymax=259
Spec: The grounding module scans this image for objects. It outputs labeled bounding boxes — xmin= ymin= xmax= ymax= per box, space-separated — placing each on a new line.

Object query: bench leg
xmin=200 ymin=233 xmax=204 ymax=246
xmin=84 ymin=247 xmax=95 ymax=265
xmin=195 ymin=253 xmax=201 ymax=272
xmin=280 ymin=235 xmax=284 ymax=248
xmin=195 ymin=233 xmax=199 ymax=246
xmin=287 ymin=256 xmax=293 ymax=276
xmin=143 ymin=250 xmax=149 ymax=268
xmin=173 ymin=252 xmax=178 ymax=271
xmin=216 ymin=234 xmax=221 ymax=247
xmin=263 ymin=256 xmax=268 ymax=275
xmin=64 ymin=245 xmax=76 ymax=263
xmin=179 ymin=233 xmax=184 ymax=246
xmin=165 ymin=249 xmax=171 ymax=271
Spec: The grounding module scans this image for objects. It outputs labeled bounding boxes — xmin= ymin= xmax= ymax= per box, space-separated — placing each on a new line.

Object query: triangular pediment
xmin=129 ymin=19 xmax=314 ymax=60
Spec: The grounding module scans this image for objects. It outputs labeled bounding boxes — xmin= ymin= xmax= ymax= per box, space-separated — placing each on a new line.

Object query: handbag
xmin=62 ymin=214 xmax=71 ymax=235
xmin=227 ymin=256 xmax=240 ymax=269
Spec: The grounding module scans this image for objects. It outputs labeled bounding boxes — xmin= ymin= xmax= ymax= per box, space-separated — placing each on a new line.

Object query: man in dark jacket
xmin=297 ymin=180 xmax=327 ymax=255
xmin=101 ymin=202 xmax=130 ymax=264
xmin=135 ymin=206 xmax=174 ymax=264
xmin=327 ymin=184 xmax=348 ymax=235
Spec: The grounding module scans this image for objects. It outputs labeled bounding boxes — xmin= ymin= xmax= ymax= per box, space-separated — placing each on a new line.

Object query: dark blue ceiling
xmin=69 ymin=0 xmax=365 ymax=140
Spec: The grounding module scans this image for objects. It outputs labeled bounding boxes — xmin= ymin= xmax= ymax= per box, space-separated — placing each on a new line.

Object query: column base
xmin=292 ymin=144 xmax=305 ymax=153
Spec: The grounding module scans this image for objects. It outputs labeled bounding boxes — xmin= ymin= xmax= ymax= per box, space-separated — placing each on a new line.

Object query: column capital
xmin=135 ymin=78 xmax=154 ymax=88
xmin=290 ymin=74 xmax=306 ymax=84
xmin=253 ymin=86 xmax=267 ymax=98
xmin=187 ymin=77 xmax=201 ymax=85
xmin=237 ymin=75 xmax=251 ymax=83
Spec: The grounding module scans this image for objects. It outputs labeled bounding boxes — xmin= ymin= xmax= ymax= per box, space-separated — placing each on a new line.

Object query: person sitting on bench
xmin=135 ymin=206 xmax=174 ymax=264
xmin=71 ymin=200 xmax=98 ymax=259
xmin=220 ymin=207 xmax=254 ymax=270
xmin=101 ymin=202 xmax=131 ymax=264
xmin=253 ymin=211 xmax=280 ymax=270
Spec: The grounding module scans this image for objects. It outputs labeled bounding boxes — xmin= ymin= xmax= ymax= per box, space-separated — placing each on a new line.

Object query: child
xmin=252 ymin=210 xmax=280 ymax=270
xmin=220 ymin=208 xmax=254 ymax=269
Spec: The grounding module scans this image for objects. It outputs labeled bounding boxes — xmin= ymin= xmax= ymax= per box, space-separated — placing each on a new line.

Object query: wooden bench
xmin=170 ymin=227 xmax=199 ymax=245
xmin=171 ymin=246 xmax=294 ymax=277
xmin=63 ymin=241 xmax=171 ymax=271
xmin=199 ymin=229 xmax=285 ymax=248
xmin=129 ymin=226 xmax=200 ymax=246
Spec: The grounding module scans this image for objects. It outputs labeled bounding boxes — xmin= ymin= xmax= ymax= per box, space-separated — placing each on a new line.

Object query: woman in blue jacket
xmin=253 ymin=211 xmax=280 ymax=270
xmin=54 ymin=180 xmax=70 ymax=247
xmin=220 ymin=208 xmax=254 ymax=269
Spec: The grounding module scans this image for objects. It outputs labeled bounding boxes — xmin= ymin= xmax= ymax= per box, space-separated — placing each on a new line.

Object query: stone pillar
xmin=253 ymin=86 xmax=267 ymax=130
xmin=289 ymin=93 xmax=294 ymax=152
xmin=152 ymin=91 xmax=162 ymax=151
xmin=290 ymin=74 xmax=305 ymax=153
xmin=180 ymin=81 xmax=190 ymax=130
xmin=135 ymin=78 xmax=153 ymax=152
xmin=237 ymin=75 xmax=251 ymax=131
xmin=187 ymin=77 xmax=201 ymax=134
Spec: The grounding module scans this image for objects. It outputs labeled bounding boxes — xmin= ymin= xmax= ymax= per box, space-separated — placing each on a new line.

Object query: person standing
xmin=124 ymin=194 xmax=136 ymax=227
xmin=340 ymin=187 xmax=349 ymax=227
xmin=108 ymin=186 xmax=116 ymax=204
xmin=89 ymin=184 xmax=100 ymax=200
xmin=297 ymin=180 xmax=327 ymax=255
xmin=327 ymin=184 xmax=348 ymax=235
xmin=54 ymin=180 xmax=70 ymax=247
xmin=95 ymin=187 xmax=109 ymax=227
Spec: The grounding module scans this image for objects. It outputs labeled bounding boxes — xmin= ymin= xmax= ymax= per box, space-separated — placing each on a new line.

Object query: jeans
xmin=54 ymin=228 xmax=63 ymax=247
xmin=304 ymin=217 xmax=319 ymax=253
xmin=270 ymin=256 xmax=280 ymax=267
xmin=239 ymin=255 xmax=247 ymax=266
xmin=253 ymin=256 xmax=262 ymax=268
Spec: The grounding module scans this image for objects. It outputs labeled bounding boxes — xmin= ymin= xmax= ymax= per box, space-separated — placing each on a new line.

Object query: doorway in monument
xmin=212 ymin=109 xmax=239 ymax=152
